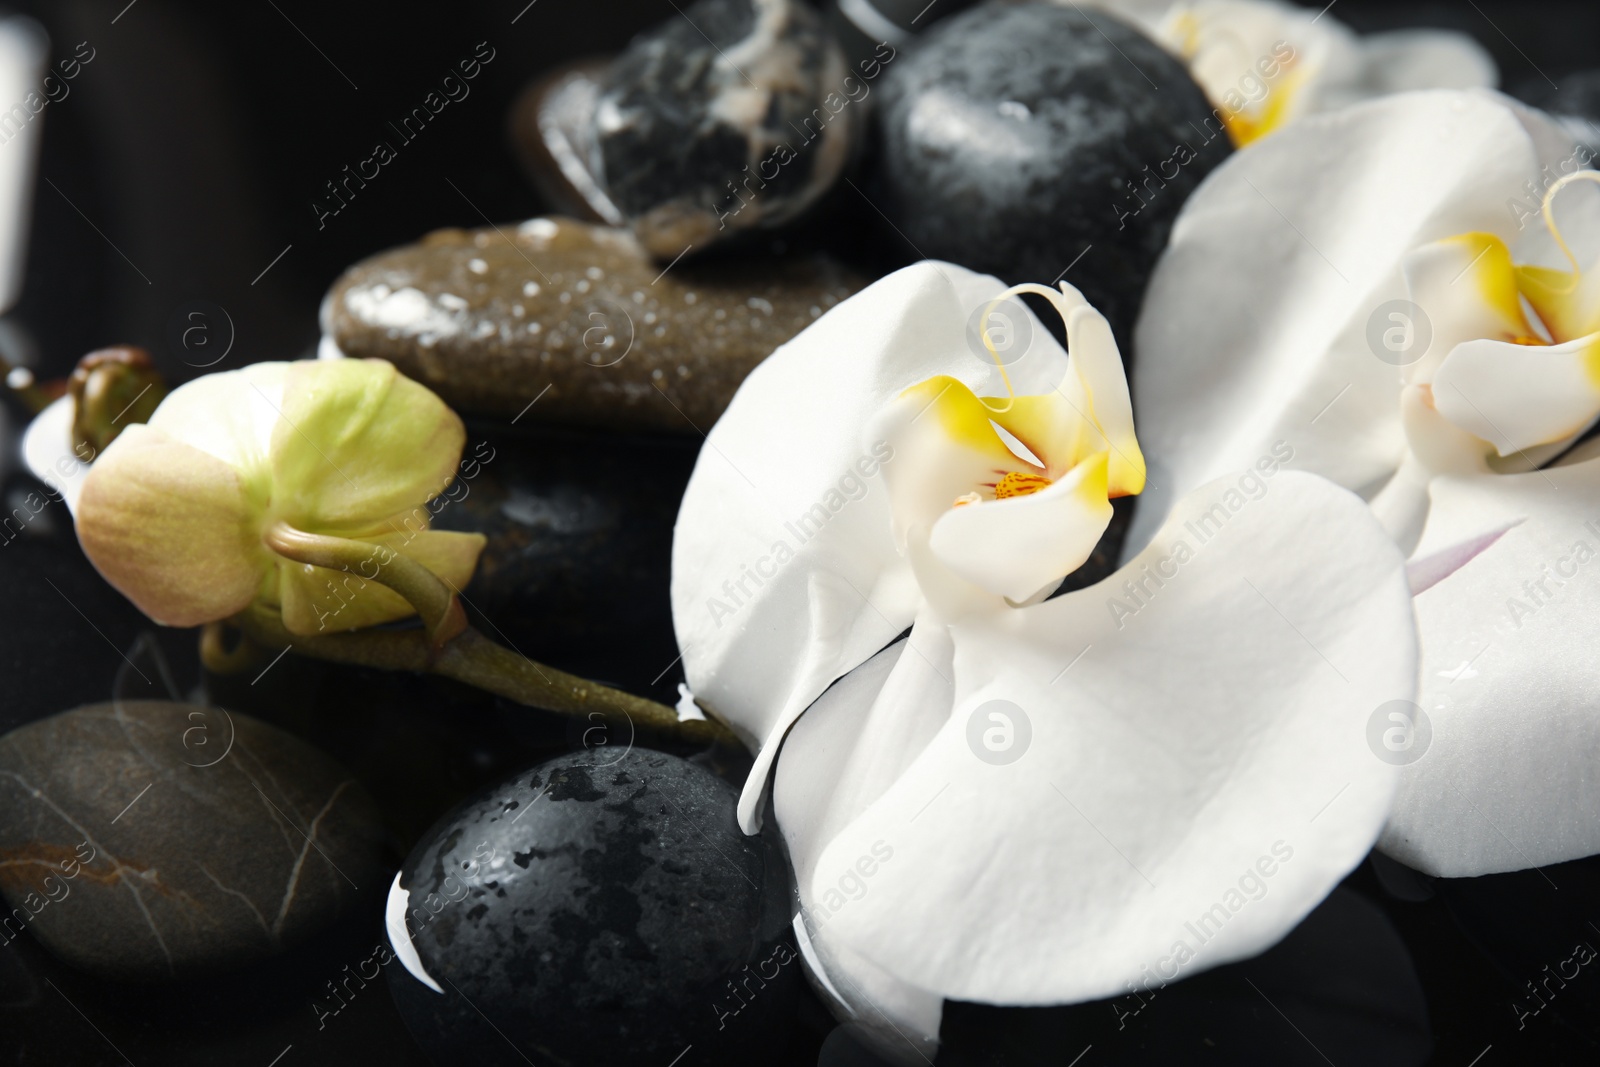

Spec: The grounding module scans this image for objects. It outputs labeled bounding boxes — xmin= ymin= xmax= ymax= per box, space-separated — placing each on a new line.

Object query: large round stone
xmin=386 ymin=749 xmax=797 ymax=1065
xmin=871 ymin=0 xmax=1231 ymax=346
xmin=319 ymin=216 xmax=862 ymax=434
xmin=0 ymin=701 xmax=386 ymax=980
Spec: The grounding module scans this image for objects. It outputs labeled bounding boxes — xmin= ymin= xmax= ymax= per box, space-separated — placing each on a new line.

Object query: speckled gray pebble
xmin=0 ymin=702 xmax=386 ymax=981
xmin=321 ymin=216 xmax=863 ymax=434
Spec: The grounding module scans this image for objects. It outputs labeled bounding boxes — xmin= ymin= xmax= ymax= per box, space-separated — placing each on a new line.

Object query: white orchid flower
xmin=1130 ymin=88 xmax=1600 ymax=878
xmin=1083 ymin=0 xmax=1495 ymax=145
xmin=671 ymin=261 xmax=1416 ymax=1061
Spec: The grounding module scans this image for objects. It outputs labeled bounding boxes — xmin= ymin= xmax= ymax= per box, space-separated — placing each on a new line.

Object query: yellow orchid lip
xmin=884 ymin=281 xmax=1144 ymax=602
xmin=1403 ymin=174 xmax=1600 ymax=466
xmin=993 ymin=471 xmax=1053 ymax=499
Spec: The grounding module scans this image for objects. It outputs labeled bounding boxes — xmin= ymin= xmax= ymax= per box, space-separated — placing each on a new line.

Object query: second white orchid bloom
xmin=1131 ymin=88 xmax=1600 ymax=879
xmin=1087 ymin=0 xmax=1496 ymax=145
xmin=671 ymin=262 xmax=1416 ymax=1062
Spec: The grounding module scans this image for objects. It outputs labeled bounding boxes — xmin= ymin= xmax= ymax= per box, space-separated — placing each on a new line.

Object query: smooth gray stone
xmin=872 ymin=0 xmax=1231 ymax=347
xmin=0 ymin=701 xmax=386 ymax=981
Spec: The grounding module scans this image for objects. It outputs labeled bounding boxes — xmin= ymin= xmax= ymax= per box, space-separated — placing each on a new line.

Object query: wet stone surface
xmin=321 ymin=216 xmax=863 ymax=434
xmin=431 ymin=425 xmax=695 ymax=699
xmin=387 ymin=749 xmax=797 ymax=1066
xmin=0 ymin=701 xmax=386 ymax=981
xmin=511 ymin=0 xmax=859 ymax=257
xmin=871 ymin=0 xmax=1230 ymax=348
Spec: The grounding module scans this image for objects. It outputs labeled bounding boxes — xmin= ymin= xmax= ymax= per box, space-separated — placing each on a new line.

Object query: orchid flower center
xmin=879 ymin=282 xmax=1145 ymax=602
xmin=994 ymin=470 xmax=1054 ymax=499
xmin=1400 ymin=171 xmax=1600 ymax=470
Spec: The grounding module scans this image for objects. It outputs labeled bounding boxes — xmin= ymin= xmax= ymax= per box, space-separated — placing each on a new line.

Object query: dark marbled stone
xmin=320 ymin=216 xmax=863 ymax=433
xmin=871 ymin=0 xmax=1230 ymax=348
xmin=431 ymin=425 xmax=695 ymax=698
xmin=510 ymin=60 xmax=618 ymax=226
xmin=0 ymin=701 xmax=386 ymax=981
xmin=515 ymin=0 xmax=860 ymax=258
xmin=387 ymin=749 xmax=797 ymax=1066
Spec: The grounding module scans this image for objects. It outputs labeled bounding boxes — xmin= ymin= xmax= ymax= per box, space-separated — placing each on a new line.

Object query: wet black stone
xmin=387 ymin=749 xmax=797 ymax=1066
xmin=0 ymin=701 xmax=387 ymax=981
xmin=429 ymin=424 xmax=696 ymax=699
xmin=592 ymin=0 xmax=860 ymax=257
xmin=870 ymin=0 xmax=1231 ymax=348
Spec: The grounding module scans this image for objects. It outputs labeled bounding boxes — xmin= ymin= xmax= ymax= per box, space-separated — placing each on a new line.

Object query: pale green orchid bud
xmin=68 ymin=345 xmax=168 ymax=456
xmin=76 ymin=358 xmax=486 ymax=635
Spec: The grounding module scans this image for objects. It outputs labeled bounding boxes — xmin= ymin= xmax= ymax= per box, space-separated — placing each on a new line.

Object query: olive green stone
xmin=0 ymin=702 xmax=386 ymax=981
xmin=319 ymin=216 xmax=864 ymax=433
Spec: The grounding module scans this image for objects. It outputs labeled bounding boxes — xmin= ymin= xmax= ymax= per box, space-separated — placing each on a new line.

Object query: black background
xmin=1 ymin=1 xmax=1599 ymax=1065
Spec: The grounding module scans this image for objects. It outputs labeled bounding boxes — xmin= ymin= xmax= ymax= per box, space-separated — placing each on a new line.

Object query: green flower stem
xmin=240 ymin=530 xmax=738 ymax=747
xmin=263 ymin=522 xmax=467 ymax=647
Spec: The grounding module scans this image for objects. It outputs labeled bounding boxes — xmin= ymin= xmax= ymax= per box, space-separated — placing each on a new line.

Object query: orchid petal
xmin=76 ymin=424 xmax=264 ymax=627
xmin=277 ymin=556 xmax=412 ymax=636
xmin=1401 ymin=233 xmax=1536 ymax=381
xmin=276 ymin=527 xmax=486 ymax=636
xmin=145 ymin=361 xmax=285 ymax=491
xmin=811 ymin=472 xmax=1414 ymax=1003
xmin=1518 ymin=262 xmax=1600 ymax=344
xmin=1380 ymin=461 xmax=1600 ymax=874
xmin=1354 ymin=30 xmax=1498 ymax=96
xmin=1432 ymin=331 xmax=1600 ymax=455
xmin=671 ymin=262 xmax=1072 ymax=833
xmin=1369 ymin=384 xmax=1493 ymax=552
xmin=21 ymin=395 xmax=88 ymax=513
xmin=1154 ymin=0 xmax=1358 ymax=144
xmin=1129 ymin=91 xmax=1570 ymax=558
xmin=879 ymin=375 xmax=1054 ymax=549
xmin=270 ymin=358 xmax=467 ymax=533
xmin=1045 ymin=281 xmax=1145 ymax=496
xmin=774 ymin=626 xmax=953 ymax=1064
xmin=928 ymin=451 xmax=1113 ymax=602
